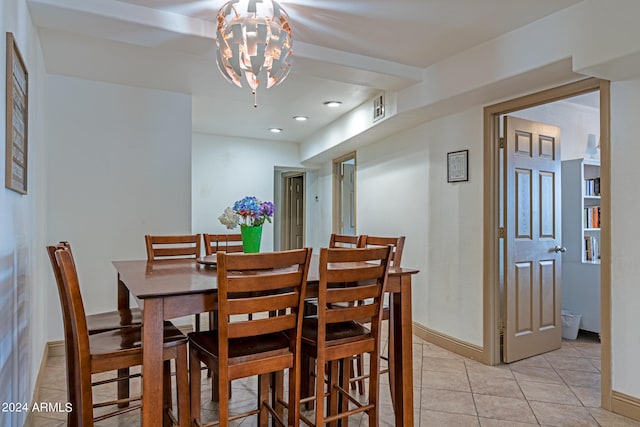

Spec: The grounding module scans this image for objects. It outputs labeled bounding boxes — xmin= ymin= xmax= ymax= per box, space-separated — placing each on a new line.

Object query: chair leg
xmin=163 ymin=361 xmax=172 ymax=427
xmin=190 ymin=347 xmax=202 ymax=427
xmin=211 ymin=371 xmax=218 ymax=401
xmin=368 ymin=350 xmax=380 ymax=427
xmin=207 ymin=305 xmax=232 ymax=401
xmin=176 ymin=345 xmax=190 ymax=427
xmin=271 ymin=371 xmax=285 ymax=425
xmin=315 ymin=356 xmax=326 ymax=427
xmin=258 ymin=373 xmax=270 ymax=427
xmin=218 ymin=370 xmax=230 ymax=426
xmin=211 ymin=373 xmax=233 ymax=402
xmin=195 ymin=313 xmax=201 ymax=332
xmin=117 ymin=367 xmax=130 ymax=408
xmin=328 ymin=361 xmax=339 ymax=427
xmin=301 ymin=355 xmax=315 ymax=410
xmin=340 ymin=358 xmax=351 ymax=427
xmin=386 ymin=314 xmax=396 ymax=408
xmin=288 ymin=365 xmax=300 ymax=427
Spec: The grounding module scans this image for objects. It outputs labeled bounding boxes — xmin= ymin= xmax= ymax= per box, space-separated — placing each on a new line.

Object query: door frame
xmin=280 ymin=171 xmax=306 ymax=251
xmin=332 ymin=152 xmax=357 ymax=234
xmin=482 ymin=78 xmax=612 ymax=407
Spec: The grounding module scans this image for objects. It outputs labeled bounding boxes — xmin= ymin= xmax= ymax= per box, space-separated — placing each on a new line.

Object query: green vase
xmin=240 ymin=225 xmax=262 ymax=253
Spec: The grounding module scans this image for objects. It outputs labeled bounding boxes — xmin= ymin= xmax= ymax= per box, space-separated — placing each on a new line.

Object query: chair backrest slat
xmin=203 ymin=233 xmax=244 ymax=255
xmin=325 ymin=265 xmax=386 ymax=284
xmin=152 ymin=247 xmax=197 ymax=258
xmin=326 ymin=283 xmax=379 ymax=305
xmin=329 ymin=233 xmax=366 ymax=248
xmin=228 ymin=314 xmax=297 ymax=339
xmin=326 ymin=304 xmax=377 ymax=324
xmin=145 ymin=234 xmax=201 ymax=260
xmin=227 ymin=292 xmax=299 ymax=316
xmin=228 ymin=270 xmax=303 ymax=293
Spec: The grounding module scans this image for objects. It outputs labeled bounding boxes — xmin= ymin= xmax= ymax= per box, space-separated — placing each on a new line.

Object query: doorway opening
xmin=280 ymin=172 xmax=305 ymax=250
xmin=483 ymin=78 xmax=612 ymax=407
xmin=332 ymin=153 xmax=356 ymax=235
xmin=502 ymin=92 xmax=602 ymax=354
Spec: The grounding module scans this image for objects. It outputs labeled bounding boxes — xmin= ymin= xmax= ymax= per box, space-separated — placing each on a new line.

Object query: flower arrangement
xmin=218 ymin=196 xmax=274 ymax=229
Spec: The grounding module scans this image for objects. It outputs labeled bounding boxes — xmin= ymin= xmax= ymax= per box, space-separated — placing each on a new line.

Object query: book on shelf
xmin=584 ymin=235 xmax=599 ymax=261
xmin=584 ymin=177 xmax=601 ymax=196
xmin=583 ymin=206 xmax=601 ymax=228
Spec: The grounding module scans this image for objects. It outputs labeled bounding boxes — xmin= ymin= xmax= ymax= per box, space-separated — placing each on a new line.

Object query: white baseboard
xmin=413 ymin=322 xmax=485 ymax=362
xmin=611 ymin=390 xmax=640 ymax=421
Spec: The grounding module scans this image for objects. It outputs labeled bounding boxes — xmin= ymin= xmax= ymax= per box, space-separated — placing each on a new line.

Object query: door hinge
xmin=499 ymin=137 xmax=504 ymax=149
xmin=498 ymin=227 xmax=505 ymax=238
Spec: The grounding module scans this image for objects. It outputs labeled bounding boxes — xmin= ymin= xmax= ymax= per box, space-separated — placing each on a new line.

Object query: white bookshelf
xmin=561 ymin=158 xmax=600 ymax=333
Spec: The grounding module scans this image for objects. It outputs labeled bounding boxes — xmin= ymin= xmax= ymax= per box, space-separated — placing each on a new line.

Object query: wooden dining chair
xmin=49 ymin=244 xmax=190 ymax=427
xmin=300 ymin=246 xmax=392 ymax=427
xmin=188 ymin=248 xmax=312 ymax=427
xmin=145 ymin=233 xmax=205 ymax=331
xmin=47 ymin=242 xmax=144 ymax=408
xmin=359 ymin=235 xmax=405 ymax=400
xmin=203 ymin=233 xmax=244 ymax=255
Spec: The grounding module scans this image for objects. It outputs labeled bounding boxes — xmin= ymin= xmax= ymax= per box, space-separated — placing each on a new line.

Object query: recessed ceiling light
xmin=293 ymin=116 xmax=309 ymax=122
xmin=323 ymin=101 xmax=342 ymax=108
xmin=269 ymin=127 xmax=283 ymax=133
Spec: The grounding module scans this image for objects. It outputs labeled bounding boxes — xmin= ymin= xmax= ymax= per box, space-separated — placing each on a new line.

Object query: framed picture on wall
xmin=5 ymin=32 xmax=29 ymax=195
xmin=447 ymin=149 xmax=468 ymax=183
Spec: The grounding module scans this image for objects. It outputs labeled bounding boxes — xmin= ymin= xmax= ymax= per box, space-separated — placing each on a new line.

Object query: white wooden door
xmin=504 ymin=116 xmax=563 ymax=363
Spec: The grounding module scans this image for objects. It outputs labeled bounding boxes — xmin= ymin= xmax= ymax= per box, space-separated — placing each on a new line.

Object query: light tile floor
xmin=26 ymin=332 xmax=640 ymax=426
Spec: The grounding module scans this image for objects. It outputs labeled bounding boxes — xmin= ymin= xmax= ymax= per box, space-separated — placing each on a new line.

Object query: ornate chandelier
xmin=215 ymin=0 xmax=293 ymax=107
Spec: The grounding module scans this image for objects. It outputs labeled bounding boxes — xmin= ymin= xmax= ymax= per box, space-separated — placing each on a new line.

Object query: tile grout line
xmin=509 ymin=360 xmax=543 ymax=426
xmin=541 ymin=344 xmax=605 ymax=426
xmin=463 ymin=358 xmax=483 ymax=426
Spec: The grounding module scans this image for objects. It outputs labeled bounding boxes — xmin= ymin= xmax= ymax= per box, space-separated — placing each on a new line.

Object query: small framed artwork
xmin=447 ymin=149 xmax=468 ymax=183
xmin=5 ymin=32 xmax=28 ymax=195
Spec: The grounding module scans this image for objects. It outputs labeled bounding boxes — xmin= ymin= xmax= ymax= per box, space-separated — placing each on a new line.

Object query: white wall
xmin=0 ymin=0 xmax=48 ymax=424
xmin=355 ymin=108 xmax=484 ymax=345
xmin=46 ymin=75 xmax=192 ymax=340
xmin=610 ymin=80 xmax=640 ymax=399
xmin=314 ymin=162 xmax=335 ymax=247
xmin=191 ymin=133 xmax=320 ymax=250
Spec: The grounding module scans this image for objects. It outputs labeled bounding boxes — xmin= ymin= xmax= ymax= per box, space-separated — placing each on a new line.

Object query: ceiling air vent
xmin=372 ymin=92 xmax=385 ymax=122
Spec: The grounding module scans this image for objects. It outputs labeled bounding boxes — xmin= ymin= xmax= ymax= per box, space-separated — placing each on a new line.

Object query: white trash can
xmin=561 ymin=310 xmax=582 ymax=340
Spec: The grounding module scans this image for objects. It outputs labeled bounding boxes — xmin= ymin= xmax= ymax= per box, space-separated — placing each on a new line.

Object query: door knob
xmin=553 ymin=245 xmax=567 ymax=253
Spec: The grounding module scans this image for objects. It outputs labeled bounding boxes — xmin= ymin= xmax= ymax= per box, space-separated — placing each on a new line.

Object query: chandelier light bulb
xmin=215 ymin=0 xmax=293 ymax=106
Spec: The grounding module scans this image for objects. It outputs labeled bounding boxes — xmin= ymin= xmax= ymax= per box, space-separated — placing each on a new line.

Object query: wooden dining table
xmin=113 ymin=254 xmax=419 ymax=426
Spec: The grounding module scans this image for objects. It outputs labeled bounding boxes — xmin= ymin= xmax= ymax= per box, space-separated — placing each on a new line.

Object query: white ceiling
xmin=29 ymin=0 xmax=583 ymax=143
